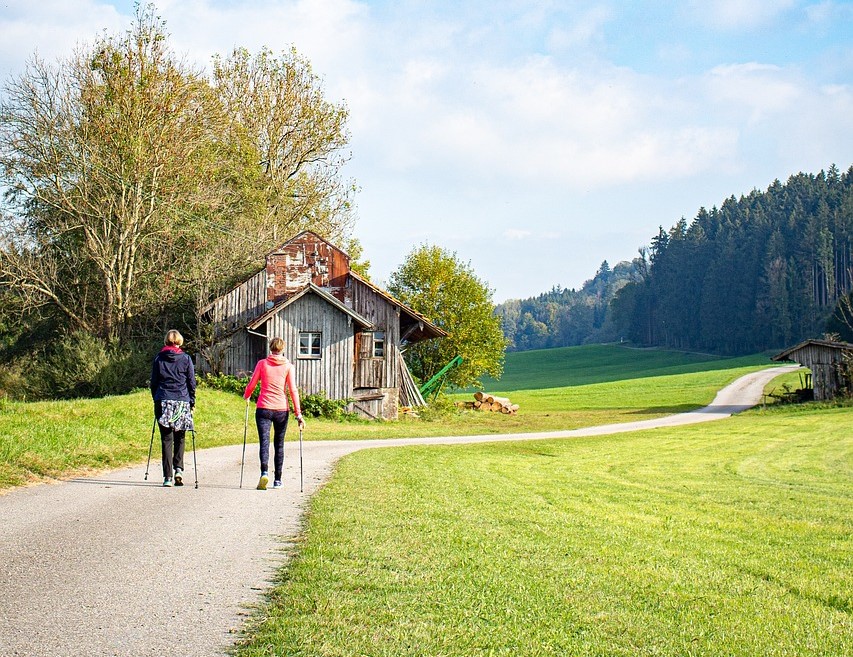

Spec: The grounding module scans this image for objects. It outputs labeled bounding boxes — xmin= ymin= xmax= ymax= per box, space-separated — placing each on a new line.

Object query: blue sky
xmin=1 ymin=1 xmax=852 ymax=301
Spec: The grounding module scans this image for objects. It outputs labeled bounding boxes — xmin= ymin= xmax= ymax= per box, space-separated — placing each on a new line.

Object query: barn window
xmin=298 ymin=331 xmax=321 ymax=358
xmin=373 ymin=331 xmax=385 ymax=358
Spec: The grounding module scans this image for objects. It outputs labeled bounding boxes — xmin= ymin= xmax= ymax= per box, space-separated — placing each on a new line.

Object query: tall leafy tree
xmin=388 ymin=245 xmax=505 ymax=389
xmin=211 ymin=46 xmax=355 ymax=245
xmin=0 ymin=4 xmax=224 ymax=338
xmin=0 ymin=4 xmax=356 ymax=343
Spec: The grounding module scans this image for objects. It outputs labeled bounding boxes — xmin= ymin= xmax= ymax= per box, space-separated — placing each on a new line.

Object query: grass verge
xmin=234 ymin=402 xmax=853 ymax=656
xmin=0 ymin=357 xmax=787 ymax=489
xmin=0 ymin=344 xmax=792 ymax=489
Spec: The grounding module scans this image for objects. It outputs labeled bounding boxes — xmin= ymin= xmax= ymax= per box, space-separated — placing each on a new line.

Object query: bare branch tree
xmin=0 ymin=5 xmax=228 ymax=338
xmin=212 ymin=46 xmax=356 ymax=246
xmin=1 ymin=5 xmax=358 ymax=344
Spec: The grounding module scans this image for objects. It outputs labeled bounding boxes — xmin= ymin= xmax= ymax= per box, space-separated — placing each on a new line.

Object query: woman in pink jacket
xmin=243 ymin=337 xmax=305 ymax=490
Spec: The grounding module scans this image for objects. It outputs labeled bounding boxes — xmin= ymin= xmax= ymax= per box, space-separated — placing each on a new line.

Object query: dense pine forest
xmin=500 ymin=165 xmax=853 ymax=354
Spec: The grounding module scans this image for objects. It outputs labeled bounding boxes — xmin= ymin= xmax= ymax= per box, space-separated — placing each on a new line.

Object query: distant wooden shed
xmin=771 ymin=339 xmax=853 ymax=401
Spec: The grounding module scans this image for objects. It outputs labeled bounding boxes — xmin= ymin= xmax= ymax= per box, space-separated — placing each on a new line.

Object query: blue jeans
xmin=255 ymin=408 xmax=289 ymax=481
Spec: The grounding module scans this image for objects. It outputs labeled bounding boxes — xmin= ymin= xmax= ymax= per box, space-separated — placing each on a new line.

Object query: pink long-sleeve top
xmin=243 ymin=354 xmax=302 ymax=415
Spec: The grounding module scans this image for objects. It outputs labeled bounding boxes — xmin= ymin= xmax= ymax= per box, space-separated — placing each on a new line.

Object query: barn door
xmin=354 ymin=331 xmax=381 ymax=388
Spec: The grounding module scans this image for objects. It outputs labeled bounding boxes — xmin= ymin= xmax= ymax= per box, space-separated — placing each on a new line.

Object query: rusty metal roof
xmin=771 ymin=338 xmax=853 ymax=362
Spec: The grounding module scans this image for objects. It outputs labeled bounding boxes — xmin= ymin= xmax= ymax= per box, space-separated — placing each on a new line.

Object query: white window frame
xmin=372 ymin=330 xmax=386 ymax=358
xmin=298 ymin=331 xmax=322 ymax=359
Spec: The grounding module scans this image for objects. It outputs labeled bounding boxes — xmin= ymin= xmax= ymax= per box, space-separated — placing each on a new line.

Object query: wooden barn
xmin=771 ymin=339 xmax=853 ymax=401
xmin=200 ymin=231 xmax=446 ymax=419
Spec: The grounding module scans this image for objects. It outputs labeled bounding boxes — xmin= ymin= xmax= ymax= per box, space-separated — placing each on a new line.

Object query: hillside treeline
xmin=611 ymin=165 xmax=853 ymax=353
xmin=496 ymin=260 xmax=642 ymax=351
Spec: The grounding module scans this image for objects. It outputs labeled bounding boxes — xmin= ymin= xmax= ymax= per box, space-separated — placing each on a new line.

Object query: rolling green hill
xmin=471 ymin=343 xmax=774 ymax=391
xmin=1 ymin=345 xmax=788 ymax=488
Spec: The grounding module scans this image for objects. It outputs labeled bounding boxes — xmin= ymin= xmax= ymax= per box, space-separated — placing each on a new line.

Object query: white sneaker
xmin=272 ymin=480 xmax=283 ymax=489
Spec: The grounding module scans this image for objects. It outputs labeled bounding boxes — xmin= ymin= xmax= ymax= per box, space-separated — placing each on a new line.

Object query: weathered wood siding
xmin=350 ymin=277 xmax=400 ymax=391
xmin=204 ymin=269 xmax=268 ymax=374
xmin=263 ymin=293 xmax=355 ymax=401
xmin=209 ymin=269 xmax=267 ymax=327
xmin=351 ymin=388 xmax=398 ymax=420
xmin=213 ymin=330 xmax=266 ymax=377
xmin=202 ymin=232 xmax=437 ymax=419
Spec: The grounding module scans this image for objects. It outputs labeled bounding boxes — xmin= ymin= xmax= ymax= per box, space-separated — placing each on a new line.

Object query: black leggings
xmin=154 ymin=401 xmax=185 ymax=479
xmin=255 ymin=408 xmax=289 ymax=481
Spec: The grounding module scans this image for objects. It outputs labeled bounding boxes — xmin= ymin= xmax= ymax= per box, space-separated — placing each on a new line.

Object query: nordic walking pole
xmin=240 ymin=399 xmax=249 ymax=488
xmin=299 ymin=426 xmax=304 ymax=493
xmin=191 ymin=428 xmax=198 ymax=489
xmin=144 ymin=419 xmax=156 ymax=481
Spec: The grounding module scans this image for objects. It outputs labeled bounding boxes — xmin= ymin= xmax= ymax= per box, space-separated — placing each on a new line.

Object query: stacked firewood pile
xmin=457 ymin=392 xmax=519 ymax=414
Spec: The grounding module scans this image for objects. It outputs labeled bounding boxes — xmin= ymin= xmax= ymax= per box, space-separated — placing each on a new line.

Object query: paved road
xmin=0 ymin=366 xmax=797 ymax=657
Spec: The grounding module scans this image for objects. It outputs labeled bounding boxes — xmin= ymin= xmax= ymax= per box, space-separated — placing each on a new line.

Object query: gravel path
xmin=0 ymin=366 xmax=797 ymax=657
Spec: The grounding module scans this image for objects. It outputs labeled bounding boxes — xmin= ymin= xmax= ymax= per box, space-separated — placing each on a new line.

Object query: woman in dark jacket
xmin=150 ymin=329 xmax=196 ymax=487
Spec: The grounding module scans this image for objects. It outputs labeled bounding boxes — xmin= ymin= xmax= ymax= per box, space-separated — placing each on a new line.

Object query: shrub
xmin=8 ymin=331 xmax=155 ymax=400
xmin=198 ymin=372 xmax=254 ymax=399
xmin=198 ymin=374 xmax=354 ymax=420
xmin=301 ymin=390 xmax=353 ymax=420
xmin=417 ymin=392 xmax=460 ymax=421
xmin=0 ymin=361 xmax=29 ymax=401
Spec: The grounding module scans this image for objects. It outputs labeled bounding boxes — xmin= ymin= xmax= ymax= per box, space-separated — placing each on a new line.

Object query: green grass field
xmin=2 ymin=343 xmax=850 ymax=654
xmin=234 ymin=403 xmax=852 ymax=656
xmin=471 ymin=344 xmax=774 ymax=391
xmin=0 ymin=346 xmax=785 ymax=488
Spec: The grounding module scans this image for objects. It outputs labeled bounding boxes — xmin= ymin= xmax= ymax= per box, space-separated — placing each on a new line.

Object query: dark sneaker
xmin=257 ymin=473 xmax=269 ymax=491
xmin=174 ymin=469 xmax=184 ymax=486
xmin=272 ymin=480 xmax=283 ymax=489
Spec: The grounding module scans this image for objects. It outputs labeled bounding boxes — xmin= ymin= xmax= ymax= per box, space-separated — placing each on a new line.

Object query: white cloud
xmin=1 ymin=0 xmax=850 ymax=300
xmin=546 ymin=5 xmax=612 ymax=50
xmin=361 ymin=54 xmax=741 ymax=189
xmin=156 ymin=0 xmax=370 ymax=76
xmin=0 ymin=0 xmax=126 ymax=77
xmin=688 ymin=0 xmax=797 ymax=29
xmin=707 ymin=62 xmax=804 ymax=122
xmin=804 ymin=0 xmax=853 ymax=28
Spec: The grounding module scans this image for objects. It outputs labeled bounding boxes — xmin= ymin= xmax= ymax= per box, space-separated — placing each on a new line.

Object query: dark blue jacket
xmin=150 ymin=347 xmax=196 ymax=406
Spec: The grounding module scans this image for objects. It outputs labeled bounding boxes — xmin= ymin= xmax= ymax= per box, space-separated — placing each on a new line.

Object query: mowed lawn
xmin=473 ymin=344 xmax=773 ymax=391
xmin=0 ymin=346 xmax=783 ymax=487
xmin=2 ymin=343 xmax=850 ymax=654
xmin=235 ymin=403 xmax=852 ymax=657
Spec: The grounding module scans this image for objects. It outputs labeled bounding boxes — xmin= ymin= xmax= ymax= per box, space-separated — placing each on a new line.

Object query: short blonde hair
xmin=269 ymin=337 xmax=285 ymax=354
xmin=164 ymin=329 xmax=184 ymax=347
